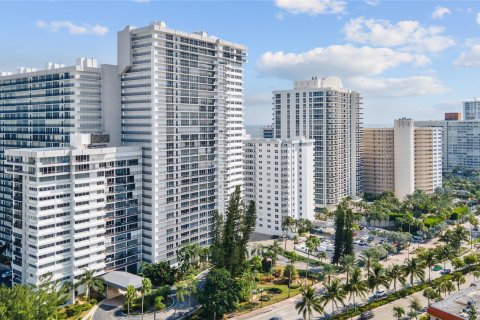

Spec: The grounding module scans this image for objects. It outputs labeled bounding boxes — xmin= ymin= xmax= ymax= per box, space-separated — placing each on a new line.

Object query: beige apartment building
xmin=364 ymin=119 xmax=442 ymax=199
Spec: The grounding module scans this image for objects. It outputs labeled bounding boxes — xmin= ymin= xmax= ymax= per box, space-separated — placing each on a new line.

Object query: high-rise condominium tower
xmin=0 ymin=58 xmax=120 ymax=253
xmin=117 ymin=22 xmax=246 ymax=263
xmin=272 ymin=77 xmax=363 ymax=208
xmin=463 ymin=100 xmax=480 ymax=120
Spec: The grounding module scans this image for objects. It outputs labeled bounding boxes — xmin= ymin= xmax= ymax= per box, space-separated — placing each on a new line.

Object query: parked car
xmin=269 ymin=317 xmax=283 ymax=320
xmin=432 ymin=265 xmax=442 ymax=271
xmin=373 ymin=290 xmax=386 ymax=299
xmin=367 ymin=236 xmax=375 ymax=243
xmin=270 ymin=235 xmax=280 ymax=239
xmin=1 ymin=270 xmax=12 ymax=278
xmin=440 ymin=268 xmax=452 ymax=275
xmin=359 ymin=225 xmax=366 ymax=230
xmin=359 ymin=240 xmax=368 ymax=246
xmin=359 ymin=311 xmax=374 ymax=320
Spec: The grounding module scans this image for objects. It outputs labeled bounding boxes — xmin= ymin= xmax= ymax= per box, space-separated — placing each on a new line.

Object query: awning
xmin=101 ymin=271 xmax=143 ymax=290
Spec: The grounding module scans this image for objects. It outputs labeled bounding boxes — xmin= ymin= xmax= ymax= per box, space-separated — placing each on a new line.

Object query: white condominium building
xmin=5 ymin=133 xmax=142 ymax=286
xmin=363 ymin=119 xmax=442 ymax=199
xmin=272 ymin=76 xmax=363 ymax=209
xmin=463 ymin=100 xmax=480 ymax=120
xmin=416 ymin=120 xmax=480 ymax=172
xmin=117 ymin=22 xmax=246 ymax=264
xmin=0 ymin=58 xmax=120 ymax=254
xmin=244 ymin=138 xmax=314 ymax=236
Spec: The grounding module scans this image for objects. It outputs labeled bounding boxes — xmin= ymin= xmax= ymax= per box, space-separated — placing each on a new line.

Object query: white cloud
xmin=36 ymin=20 xmax=108 ymax=36
xmin=477 ymin=12 xmax=480 ymax=26
xmin=257 ymin=45 xmax=428 ymax=80
xmin=432 ymin=7 xmax=451 ymax=19
xmin=454 ymin=41 xmax=480 ymax=67
xmin=274 ymin=0 xmax=346 ymax=15
xmin=365 ymin=0 xmax=379 ymax=6
xmin=344 ymin=17 xmax=455 ymax=52
xmin=349 ymin=76 xmax=449 ymax=97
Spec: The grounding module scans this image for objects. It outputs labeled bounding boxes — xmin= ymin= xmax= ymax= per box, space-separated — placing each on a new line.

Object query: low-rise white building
xmin=5 ymin=133 xmax=142 ymax=286
xmin=244 ymin=138 xmax=314 ymax=236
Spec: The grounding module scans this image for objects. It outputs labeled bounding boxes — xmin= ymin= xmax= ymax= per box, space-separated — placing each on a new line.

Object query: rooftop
xmin=428 ymin=282 xmax=480 ymax=320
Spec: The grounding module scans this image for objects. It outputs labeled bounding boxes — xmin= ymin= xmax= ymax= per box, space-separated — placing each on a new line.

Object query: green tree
xmin=393 ymin=306 xmax=405 ymax=320
xmin=419 ymin=248 xmax=437 ymax=282
xmin=386 ymin=264 xmax=406 ymax=292
xmin=358 ymin=249 xmax=378 ymax=276
xmin=305 ymin=236 xmax=320 ymax=282
xmin=367 ymin=263 xmax=389 ymax=294
xmin=78 ymin=269 xmax=104 ymax=301
xmin=183 ymin=274 xmax=198 ymax=312
xmin=282 ymin=216 xmax=296 ymax=251
xmin=285 ymin=264 xmax=299 ymax=298
xmin=141 ymin=278 xmax=152 ymax=320
xmin=438 ymin=245 xmax=456 ymax=271
xmin=322 ymin=279 xmax=346 ymax=316
xmin=175 ymin=283 xmax=188 ymax=318
xmin=198 ymin=268 xmax=240 ymax=319
xmin=295 ymin=286 xmax=324 ymax=320
xmin=125 ymin=285 xmax=137 ymax=320
xmin=409 ymin=297 xmax=422 ymax=313
xmin=177 ymin=243 xmax=201 ymax=273
xmin=452 ymin=272 xmax=466 ymax=290
xmin=153 ymin=296 xmax=166 ymax=320
xmin=322 ymin=264 xmax=338 ymax=286
xmin=452 ymin=257 xmax=466 ymax=271
xmin=340 ymin=254 xmax=356 ymax=285
xmin=345 ymin=267 xmax=368 ymax=314
xmin=403 ymin=257 xmax=425 ymax=286
xmin=343 ymin=208 xmax=355 ymax=257
xmin=423 ymin=287 xmax=439 ymax=306
xmin=468 ymin=304 xmax=478 ymax=320
xmin=332 ymin=203 xmax=346 ymax=264
xmin=139 ymin=261 xmax=176 ymax=286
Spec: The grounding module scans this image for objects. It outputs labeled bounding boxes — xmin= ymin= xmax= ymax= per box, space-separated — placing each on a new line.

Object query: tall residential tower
xmin=117 ymin=22 xmax=246 ymax=263
xmin=272 ymin=77 xmax=363 ymax=208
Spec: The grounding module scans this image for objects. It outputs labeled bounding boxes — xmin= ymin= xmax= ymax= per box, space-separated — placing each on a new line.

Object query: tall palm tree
xmin=183 ymin=274 xmax=197 ymax=312
xmin=305 ymin=236 xmax=320 ymax=282
xmin=423 ymin=287 xmax=439 ymax=306
xmin=322 ymin=263 xmax=337 ymax=286
xmin=435 ymin=278 xmax=455 ymax=298
xmin=282 ymin=216 xmax=296 ymax=251
xmin=250 ymin=243 xmax=265 ymax=258
xmin=393 ymin=306 xmax=405 ymax=320
xmin=153 ymin=296 xmax=166 ymax=320
xmin=178 ymin=243 xmax=201 ymax=271
xmin=174 ymin=283 xmax=188 ymax=318
xmin=409 ymin=297 xmax=422 ymax=314
xmin=340 ymin=254 xmax=356 ymax=285
xmin=322 ymin=279 xmax=347 ymax=316
xmin=468 ymin=214 xmax=479 ymax=249
xmin=403 ymin=257 xmax=425 ymax=286
xmin=367 ymin=263 xmax=389 ymax=294
xmin=345 ymin=267 xmax=368 ymax=314
xmin=358 ymin=249 xmax=377 ymax=276
xmin=438 ymin=245 xmax=456 ymax=271
xmin=140 ymin=278 xmax=152 ymax=320
xmin=125 ymin=285 xmax=137 ymax=320
xmin=316 ymin=251 xmax=327 ymax=263
xmin=452 ymin=272 xmax=466 ymax=291
xmin=295 ymin=286 xmax=324 ymax=320
xmin=386 ymin=264 xmax=406 ymax=292
xmin=419 ymin=248 xmax=437 ymax=282
xmin=78 ymin=269 xmax=104 ymax=301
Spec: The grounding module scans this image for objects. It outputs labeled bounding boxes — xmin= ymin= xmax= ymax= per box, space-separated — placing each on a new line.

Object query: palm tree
xmin=403 ymin=257 xmax=425 ymax=286
xmin=345 ymin=267 xmax=368 ymax=314
xmin=316 ymin=251 xmax=327 ymax=263
xmin=423 ymin=287 xmax=439 ymax=306
xmin=386 ymin=264 xmax=406 ymax=292
xmin=305 ymin=236 xmax=320 ymax=282
xmin=175 ymin=283 xmax=188 ymax=318
xmin=250 ymin=243 xmax=265 ymax=258
xmin=438 ymin=245 xmax=456 ymax=271
xmin=358 ymin=249 xmax=377 ymax=276
xmin=282 ymin=216 xmax=296 ymax=251
xmin=78 ymin=269 xmax=104 ymax=301
xmin=141 ymin=278 xmax=152 ymax=320
xmin=322 ymin=279 xmax=347 ymax=316
xmin=367 ymin=263 xmax=389 ymax=295
xmin=322 ymin=263 xmax=337 ymax=286
xmin=125 ymin=285 xmax=137 ymax=320
xmin=409 ymin=297 xmax=422 ymax=314
xmin=184 ymin=274 xmax=197 ymax=312
xmin=436 ymin=278 xmax=455 ymax=298
xmin=393 ymin=306 xmax=405 ymax=320
xmin=452 ymin=272 xmax=466 ymax=290
xmin=340 ymin=254 xmax=356 ymax=285
xmin=153 ymin=296 xmax=166 ymax=320
xmin=178 ymin=243 xmax=201 ymax=271
xmin=468 ymin=214 xmax=479 ymax=249
xmin=295 ymin=286 xmax=324 ymax=320
xmin=407 ymin=310 xmax=418 ymax=320
xmin=473 ymin=269 xmax=480 ymax=282
xmin=419 ymin=248 xmax=437 ymax=282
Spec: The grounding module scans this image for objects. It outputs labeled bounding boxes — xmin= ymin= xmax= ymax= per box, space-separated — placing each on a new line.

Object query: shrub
xmin=268 ymin=287 xmax=283 ymax=294
xmin=290 ymin=283 xmax=301 ymax=289
xmin=89 ymin=299 xmax=97 ymax=305
xmin=260 ymin=274 xmax=274 ymax=283
xmin=260 ymin=294 xmax=271 ymax=301
xmin=272 ymin=267 xmax=283 ymax=278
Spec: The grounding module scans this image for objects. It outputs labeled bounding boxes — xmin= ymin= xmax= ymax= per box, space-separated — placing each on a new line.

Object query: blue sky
xmin=1 ymin=0 xmax=480 ymax=125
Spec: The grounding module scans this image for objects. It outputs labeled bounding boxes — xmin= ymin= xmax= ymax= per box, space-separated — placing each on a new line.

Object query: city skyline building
xmin=5 ymin=133 xmax=142 ymax=286
xmin=117 ymin=21 xmax=247 ymax=264
xmin=364 ymin=119 xmax=442 ymax=199
xmin=463 ymin=99 xmax=480 ymax=120
xmin=272 ymin=76 xmax=363 ymax=209
xmin=0 ymin=58 xmax=120 ymax=253
xmin=244 ymin=137 xmax=315 ymax=235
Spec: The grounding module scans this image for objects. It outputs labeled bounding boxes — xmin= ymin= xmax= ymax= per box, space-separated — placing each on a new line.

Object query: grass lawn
xmin=235 ymin=282 xmax=304 ymax=314
xmin=423 ymin=216 xmax=444 ymax=227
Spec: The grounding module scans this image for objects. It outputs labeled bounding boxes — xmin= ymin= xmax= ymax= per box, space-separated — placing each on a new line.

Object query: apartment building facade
xmin=463 ymin=100 xmax=480 ymax=120
xmin=0 ymin=58 xmax=120 ymax=253
xmin=363 ymin=119 xmax=442 ymax=199
xmin=416 ymin=120 xmax=480 ymax=172
xmin=5 ymin=133 xmax=142 ymax=286
xmin=244 ymin=138 xmax=314 ymax=235
xmin=117 ymin=22 xmax=246 ymax=263
xmin=272 ymin=76 xmax=363 ymax=209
